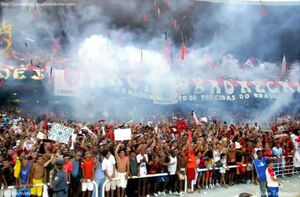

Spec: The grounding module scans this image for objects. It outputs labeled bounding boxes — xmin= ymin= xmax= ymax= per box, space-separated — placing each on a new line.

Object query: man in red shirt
xmin=81 ymin=152 xmax=95 ymax=197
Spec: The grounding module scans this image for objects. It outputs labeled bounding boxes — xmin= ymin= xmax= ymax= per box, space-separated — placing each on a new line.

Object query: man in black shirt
xmin=2 ymin=160 xmax=17 ymax=196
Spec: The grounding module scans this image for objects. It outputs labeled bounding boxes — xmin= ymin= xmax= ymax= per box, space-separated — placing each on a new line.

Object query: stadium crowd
xmin=0 ymin=107 xmax=299 ymax=197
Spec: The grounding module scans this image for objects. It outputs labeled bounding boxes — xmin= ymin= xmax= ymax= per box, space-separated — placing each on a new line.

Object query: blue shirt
xmin=71 ymin=159 xmax=80 ymax=177
xmin=253 ymin=156 xmax=267 ymax=181
xmin=95 ymin=161 xmax=105 ymax=180
xmin=20 ymin=162 xmax=31 ymax=184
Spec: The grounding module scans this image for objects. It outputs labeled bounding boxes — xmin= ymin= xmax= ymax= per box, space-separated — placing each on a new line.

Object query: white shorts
xmin=116 ymin=172 xmax=128 ymax=189
xmin=3 ymin=189 xmax=17 ymax=197
xmin=105 ymin=180 xmax=117 ymax=192
xmin=82 ymin=180 xmax=94 ymax=191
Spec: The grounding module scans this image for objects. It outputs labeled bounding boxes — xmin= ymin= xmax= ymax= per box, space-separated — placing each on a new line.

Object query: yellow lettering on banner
xmin=266 ymin=82 xmax=280 ymax=94
xmin=13 ymin=68 xmax=26 ymax=79
xmin=31 ymin=70 xmax=45 ymax=80
xmin=0 ymin=67 xmax=10 ymax=79
xmin=238 ymin=81 xmax=252 ymax=93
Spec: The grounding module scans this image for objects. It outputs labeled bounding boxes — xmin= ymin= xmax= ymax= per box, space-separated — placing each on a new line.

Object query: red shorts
xmin=186 ymin=168 xmax=196 ymax=181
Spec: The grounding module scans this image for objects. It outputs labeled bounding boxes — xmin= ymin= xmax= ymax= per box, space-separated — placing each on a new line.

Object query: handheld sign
xmin=114 ymin=128 xmax=131 ymax=141
xmin=49 ymin=123 xmax=74 ymax=144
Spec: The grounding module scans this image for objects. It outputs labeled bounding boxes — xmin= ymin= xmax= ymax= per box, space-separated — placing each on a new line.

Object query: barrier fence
xmin=2 ymin=156 xmax=299 ymax=197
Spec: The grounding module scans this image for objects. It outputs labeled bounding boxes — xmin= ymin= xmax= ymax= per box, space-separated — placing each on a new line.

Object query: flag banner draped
xmin=0 ymin=24 xmax=12 ymax=56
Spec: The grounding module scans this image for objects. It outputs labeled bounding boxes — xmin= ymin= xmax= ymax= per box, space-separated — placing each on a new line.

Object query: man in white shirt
xmin=166 ymin=150 xmax=178 ymax=195
xmin=136 ymin=146 xmax=148 ymax=197
xmin=102 ymin=150 xmax=116 ymax=197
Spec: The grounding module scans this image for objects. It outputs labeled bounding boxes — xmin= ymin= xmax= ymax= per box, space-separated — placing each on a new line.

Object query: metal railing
xmin=101 ymin=173 xmax=187 ymax=197
xmin=3 ymin=156 xmax=298 ymax=197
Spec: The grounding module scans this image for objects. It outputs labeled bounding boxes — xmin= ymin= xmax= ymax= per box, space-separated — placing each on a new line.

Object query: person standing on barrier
xmin=81 ymin=152 xmax=95 ymax=197
xmin=50 ymin=160 xmax=68 ymax=197
xmin=253 ymin=150 xmax=267 ymax=197
xmin=70 ymin=151 xmax=82 ymax=197
xmin=102 ymin=149 xmax=116 ymax=197
xmin=266 ymin=160 xmax=282 ymax=197
xmin=114 ymin=143 xmax=129 ymax=197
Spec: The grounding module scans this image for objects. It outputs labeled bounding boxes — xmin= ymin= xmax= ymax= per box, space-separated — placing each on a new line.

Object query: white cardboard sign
xmin=49 ymin=123 xmax=74 ymax=144
xmin=114 ymin=128 xmax=132 ymax=141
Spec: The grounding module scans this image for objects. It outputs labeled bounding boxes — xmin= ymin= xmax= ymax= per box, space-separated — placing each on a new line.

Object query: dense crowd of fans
xmin=0 ymin=108 xmax=299 ymax=197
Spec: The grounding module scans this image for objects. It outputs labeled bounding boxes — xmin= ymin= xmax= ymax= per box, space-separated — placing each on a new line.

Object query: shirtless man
xmin=114 ymin=143 xmax=129 ymax=197
xmin=30 ymin=155 xmax=45 ymax=197
xmin=177 ymin=150 xmax=187 ymax=196
xmin=227 ymin=144 xmax=237 ymax=185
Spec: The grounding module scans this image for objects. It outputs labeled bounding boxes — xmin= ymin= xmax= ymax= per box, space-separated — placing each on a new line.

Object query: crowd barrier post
xmin=92 ymin=180 xmax=98 ymax=197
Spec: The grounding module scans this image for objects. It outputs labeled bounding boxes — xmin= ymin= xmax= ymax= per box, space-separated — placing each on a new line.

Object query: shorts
xmin=213 ymin=170 xmax=220 ymax=179
xmin=186 ymin=168 xmax=196 ymax=181
xmin=178 ymin=168 xmax=186 ymax=181
xmin=4 ymin=188 xmax=17 ymax=197
xmin=82 ymin=180 xmax=94 ymax=192
xmin=116 ymin=172 xmax=128 ymax=189
xmin=31 ymin=178 xmax=43 ymax=196
xmin=105 ymin=180 xmax=117 ymax=192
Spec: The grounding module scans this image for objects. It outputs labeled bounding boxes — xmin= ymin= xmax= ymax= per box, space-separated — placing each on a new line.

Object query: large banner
xmin=52 ymin=69 xmax=300 ymax=103
xmin=122 ymin=79 xmax=300 ymax=102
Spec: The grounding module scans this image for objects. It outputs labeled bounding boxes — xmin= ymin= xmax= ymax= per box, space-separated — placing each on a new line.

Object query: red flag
xmin=261 ymin=5 xmax=265 ymax=16
xmin=173 ymin=19 xmax=177 ymax=29
xmin=27 ymin=60 xmax=34 ymax=71
xmin=51 ymin=38 xmax=61 ymax=53
xmin=143 ymin=12 xmax=148 ymax=22
xmin=181 ymin=41 xmax=185 ymax=60
xmin=44 ymin=111 xmax=49 ymax=130
xmin=176 ymin=120 xmax=187 ymax=131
